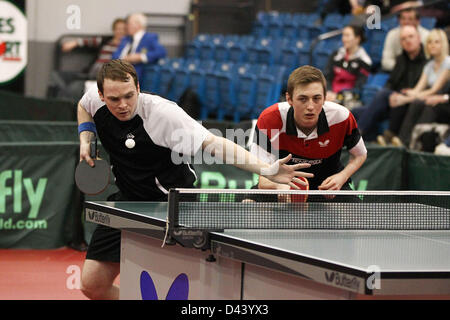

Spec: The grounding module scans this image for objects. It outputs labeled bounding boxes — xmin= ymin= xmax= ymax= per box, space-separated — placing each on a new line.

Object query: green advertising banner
xmin=193 ymin=145 xmax=406 ymax=192
xmin=0 ymin=120 xmax=78 ymax=142
xmin=341 ymin=145 xmax=405 ymax=190
xmin=0 ymin=142 xmax=78 ymax=248
xmin=0 ymin=90 xmax=76 ymax=121
xmin=407 ymin=150 xmax=450 ymax=191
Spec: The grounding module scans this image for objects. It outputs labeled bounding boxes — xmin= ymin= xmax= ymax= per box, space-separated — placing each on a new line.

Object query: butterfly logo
xmin=140 ymin=271 xmax=189 ymax=300
xmin=318 ymin=139 xmax=330 ymax=147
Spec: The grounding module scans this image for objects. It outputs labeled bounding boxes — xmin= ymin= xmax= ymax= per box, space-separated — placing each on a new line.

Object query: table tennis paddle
xmin=75 ymin=138 xmax=110 ymax=195
xmin=290 ymin=177 xmax=309 ymax=202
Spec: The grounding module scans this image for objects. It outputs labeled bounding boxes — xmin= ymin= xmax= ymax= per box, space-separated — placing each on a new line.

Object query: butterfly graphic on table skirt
xmin=140 ymin=271 xmax=189 ymax=300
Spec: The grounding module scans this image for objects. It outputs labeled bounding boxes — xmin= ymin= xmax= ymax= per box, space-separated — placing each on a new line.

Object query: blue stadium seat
xmin=172 ymin=60 xmax=201 ymax=102
xmin=187 ymin=60 xmax=215 ymax=110
xmin=214 ymin=40 xmax=232 ymax=62
xmin=229 ymin=41 xmax=248 ymax=63
xmin=382 ymin=16 xmax=398 ymax=30
xmin=252 ymin=20 xmax=268 ymax=38
xmin=282 ymin=19 xmax=300 ymax=39
xmin=322 ymin=13 xmax=343 ymax=33
xmin=312 ymin=38 xmax=340 ymax=71
xmin=199 ymin=40 xmax=216 ymax=61
xmin=249 ymin=38 xmax=276 ymax=66
xmin=236 ymin=73 xmax=257 ymax=121
xmin=360 ymin=72 xmax=390 ymax=105
xmin=153 ymin=58 xmax=184 ymax=98
xmin=267 ymin=64 xmax=286 ymax=102
xmin=200 ymin=62 xmax=234 ymax=120
xmin=200 ymin=70 xmax=220 ymax=120
xmin=253 ymin=74 xmax=277 ymax=118
xmin=300 ymin=13 xmax=321 ymax=40
xmin=420 ymin=16 xmax=436 ymax=30
xmin=216 ymin=72 xmax=238 ymax=120
xmin=185 ymin=41 xmax=200 ymax=60
xmin=268 ymin=20 xmax=283 ymax=38
xmin=141 ymin=64 xmax=161 ymax=93
xmin=365 ymin=27 xmax=388 ymax=68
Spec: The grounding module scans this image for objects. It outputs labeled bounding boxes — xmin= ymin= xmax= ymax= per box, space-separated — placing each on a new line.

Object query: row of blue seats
xmin=185 ymin=35 xmax=342 ymax=78
xmin=252 ymin=12 xmax=354 ymax=40
xmin=250 ymin=11 xmax=436 ymax=69
xmin=140 ymin=58 xmax=287 ymax=122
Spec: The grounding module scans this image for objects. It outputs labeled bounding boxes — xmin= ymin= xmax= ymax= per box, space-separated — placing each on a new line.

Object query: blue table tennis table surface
xmin=85 ymin=201 xmax=450 ymax=296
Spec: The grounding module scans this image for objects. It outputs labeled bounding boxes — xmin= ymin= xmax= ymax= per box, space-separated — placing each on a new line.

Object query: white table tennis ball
xmin=125 ymin=138 xmax=135 ymax=149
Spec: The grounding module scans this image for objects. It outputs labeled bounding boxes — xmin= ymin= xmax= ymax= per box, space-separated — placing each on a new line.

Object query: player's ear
xmin=98 ymin=89 xmax=105 ymax=102
xmin=285 ymin=91 xmax=293 ymax=106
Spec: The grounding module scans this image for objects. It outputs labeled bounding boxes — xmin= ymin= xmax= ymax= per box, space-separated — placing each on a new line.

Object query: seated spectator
xmin=381 ymin=7 xmax=430 ymax=72
xmin=47 ymin=18 xmax=126 ymax=102
xmin=382 ymin=29 xmax=450 ymax=146
xmin=352 ymin=25 xmax=427 ymax=142
xmin=113 ymin=13 xmax=167 ymax=85
xmin=324 ymin=25 xmax=372 ymax=104
xmin=435 ymin=133 xmax=450 ymax=156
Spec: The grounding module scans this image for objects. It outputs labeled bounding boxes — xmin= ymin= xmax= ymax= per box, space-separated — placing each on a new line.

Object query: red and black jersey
xmin=250 ymin=101 xmax=367 ymax=189
xmin=324 ymin=47 xmax=372 ymax=94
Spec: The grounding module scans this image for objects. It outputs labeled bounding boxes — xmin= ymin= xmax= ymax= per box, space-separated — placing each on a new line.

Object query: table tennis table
xmin=84 ymin=189 xmax=450 ymax=300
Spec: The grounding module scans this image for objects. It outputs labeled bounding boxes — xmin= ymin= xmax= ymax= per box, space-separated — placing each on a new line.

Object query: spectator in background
xmin=113 ymin=13 xmax=167 ymax=85
xmin=353 ymin=25 xmax=427 ymax=142
xmin=324 ymin=25 xmax=372 ymax=104
xmin=381 ymin=8 xmax=430 ymax=72
xmin=394 ymin=29 xmax=450 ymax=146
xmin=47 ymin=18 xmax=127 ymax=102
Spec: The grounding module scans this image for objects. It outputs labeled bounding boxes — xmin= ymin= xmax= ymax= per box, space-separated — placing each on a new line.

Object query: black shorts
xmin=85 ymin=191 xmax=167 ymax=263
xmin=85 ymin=191 xmax=125 ymax=263
xmin=85 ymin=224 xmax=121 ymax=263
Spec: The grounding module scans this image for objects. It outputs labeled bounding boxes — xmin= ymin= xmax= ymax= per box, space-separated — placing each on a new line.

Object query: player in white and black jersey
xmin=77 ymin=60 xmax=313 ymax=300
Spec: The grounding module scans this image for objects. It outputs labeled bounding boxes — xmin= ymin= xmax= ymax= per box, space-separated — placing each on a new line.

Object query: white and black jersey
xmin=79 ymin=86 xmax=210 ymax=200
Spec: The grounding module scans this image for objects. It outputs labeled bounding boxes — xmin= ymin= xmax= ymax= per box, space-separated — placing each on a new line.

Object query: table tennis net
xmin=169 ymin=189 xmax=450 ymax=230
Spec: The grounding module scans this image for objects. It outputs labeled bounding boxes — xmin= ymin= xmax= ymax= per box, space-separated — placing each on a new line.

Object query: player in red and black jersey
xmin=251 ymin=65 xmax=367 ymax=193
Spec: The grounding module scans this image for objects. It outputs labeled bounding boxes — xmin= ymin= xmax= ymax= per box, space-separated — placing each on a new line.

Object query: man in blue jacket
xmin=113 ymin=13 xmax=166 ymax=84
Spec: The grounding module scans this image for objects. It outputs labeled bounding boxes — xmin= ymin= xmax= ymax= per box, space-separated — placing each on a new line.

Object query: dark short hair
xmin=287 ymin=65 xmax=327 ymax=98
xmin=345 ymin=24 xmax=366 ymax=43
xmin=397 ymin=8 xmax=420 ymax=20
xmin=97 ymin=59 xmax=138 ymax=94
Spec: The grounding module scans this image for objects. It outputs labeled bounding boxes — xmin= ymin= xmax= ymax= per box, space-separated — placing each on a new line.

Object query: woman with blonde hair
xmin=378 ymin=28 xmax=450 ymax=146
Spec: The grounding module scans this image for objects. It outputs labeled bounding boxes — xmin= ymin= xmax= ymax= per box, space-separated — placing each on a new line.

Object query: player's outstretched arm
xmin=201 ymin=134 xmax=313 ymax=188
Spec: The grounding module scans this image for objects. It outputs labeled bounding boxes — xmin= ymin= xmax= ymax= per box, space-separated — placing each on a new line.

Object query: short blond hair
xmin=287 ymin=65 xmax=327 ymax=98
xmin=424 ymin=28 xmax=449 ymax=60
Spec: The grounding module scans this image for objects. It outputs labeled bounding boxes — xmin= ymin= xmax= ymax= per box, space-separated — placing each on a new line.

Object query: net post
xmin=164 ymin=188 xmax=180 ymax=246
xmin=168 ymin=188 xmax=180 ymax=229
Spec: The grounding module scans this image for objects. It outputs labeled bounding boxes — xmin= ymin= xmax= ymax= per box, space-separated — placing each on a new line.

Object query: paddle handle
xmin=90 ymin=138 xmax=97 ymax=159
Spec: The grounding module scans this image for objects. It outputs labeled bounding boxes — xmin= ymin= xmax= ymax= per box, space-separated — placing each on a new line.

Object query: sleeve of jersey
xmin=249 ymin=116 xmax=277 ymax=164
xmin=79 ymin=85 xmax=102 ymax=116
xmin=344 ymin=112 xmax=367 ymax=157
xmin=147 ymin=102 xmax=210 ymax=156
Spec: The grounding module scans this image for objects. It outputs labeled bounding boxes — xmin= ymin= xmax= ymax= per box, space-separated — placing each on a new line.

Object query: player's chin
xmin=115 ymin=112 xmax=131 ymax=121
xmin=301 ymin=116 xmax=317 ymax=127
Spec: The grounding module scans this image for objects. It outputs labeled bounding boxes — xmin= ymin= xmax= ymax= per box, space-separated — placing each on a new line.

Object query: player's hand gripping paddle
xmin=290 ymin=177 xmax=309 ymax=202
xmin=75 ymin=138 xmax=110 ymax=195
